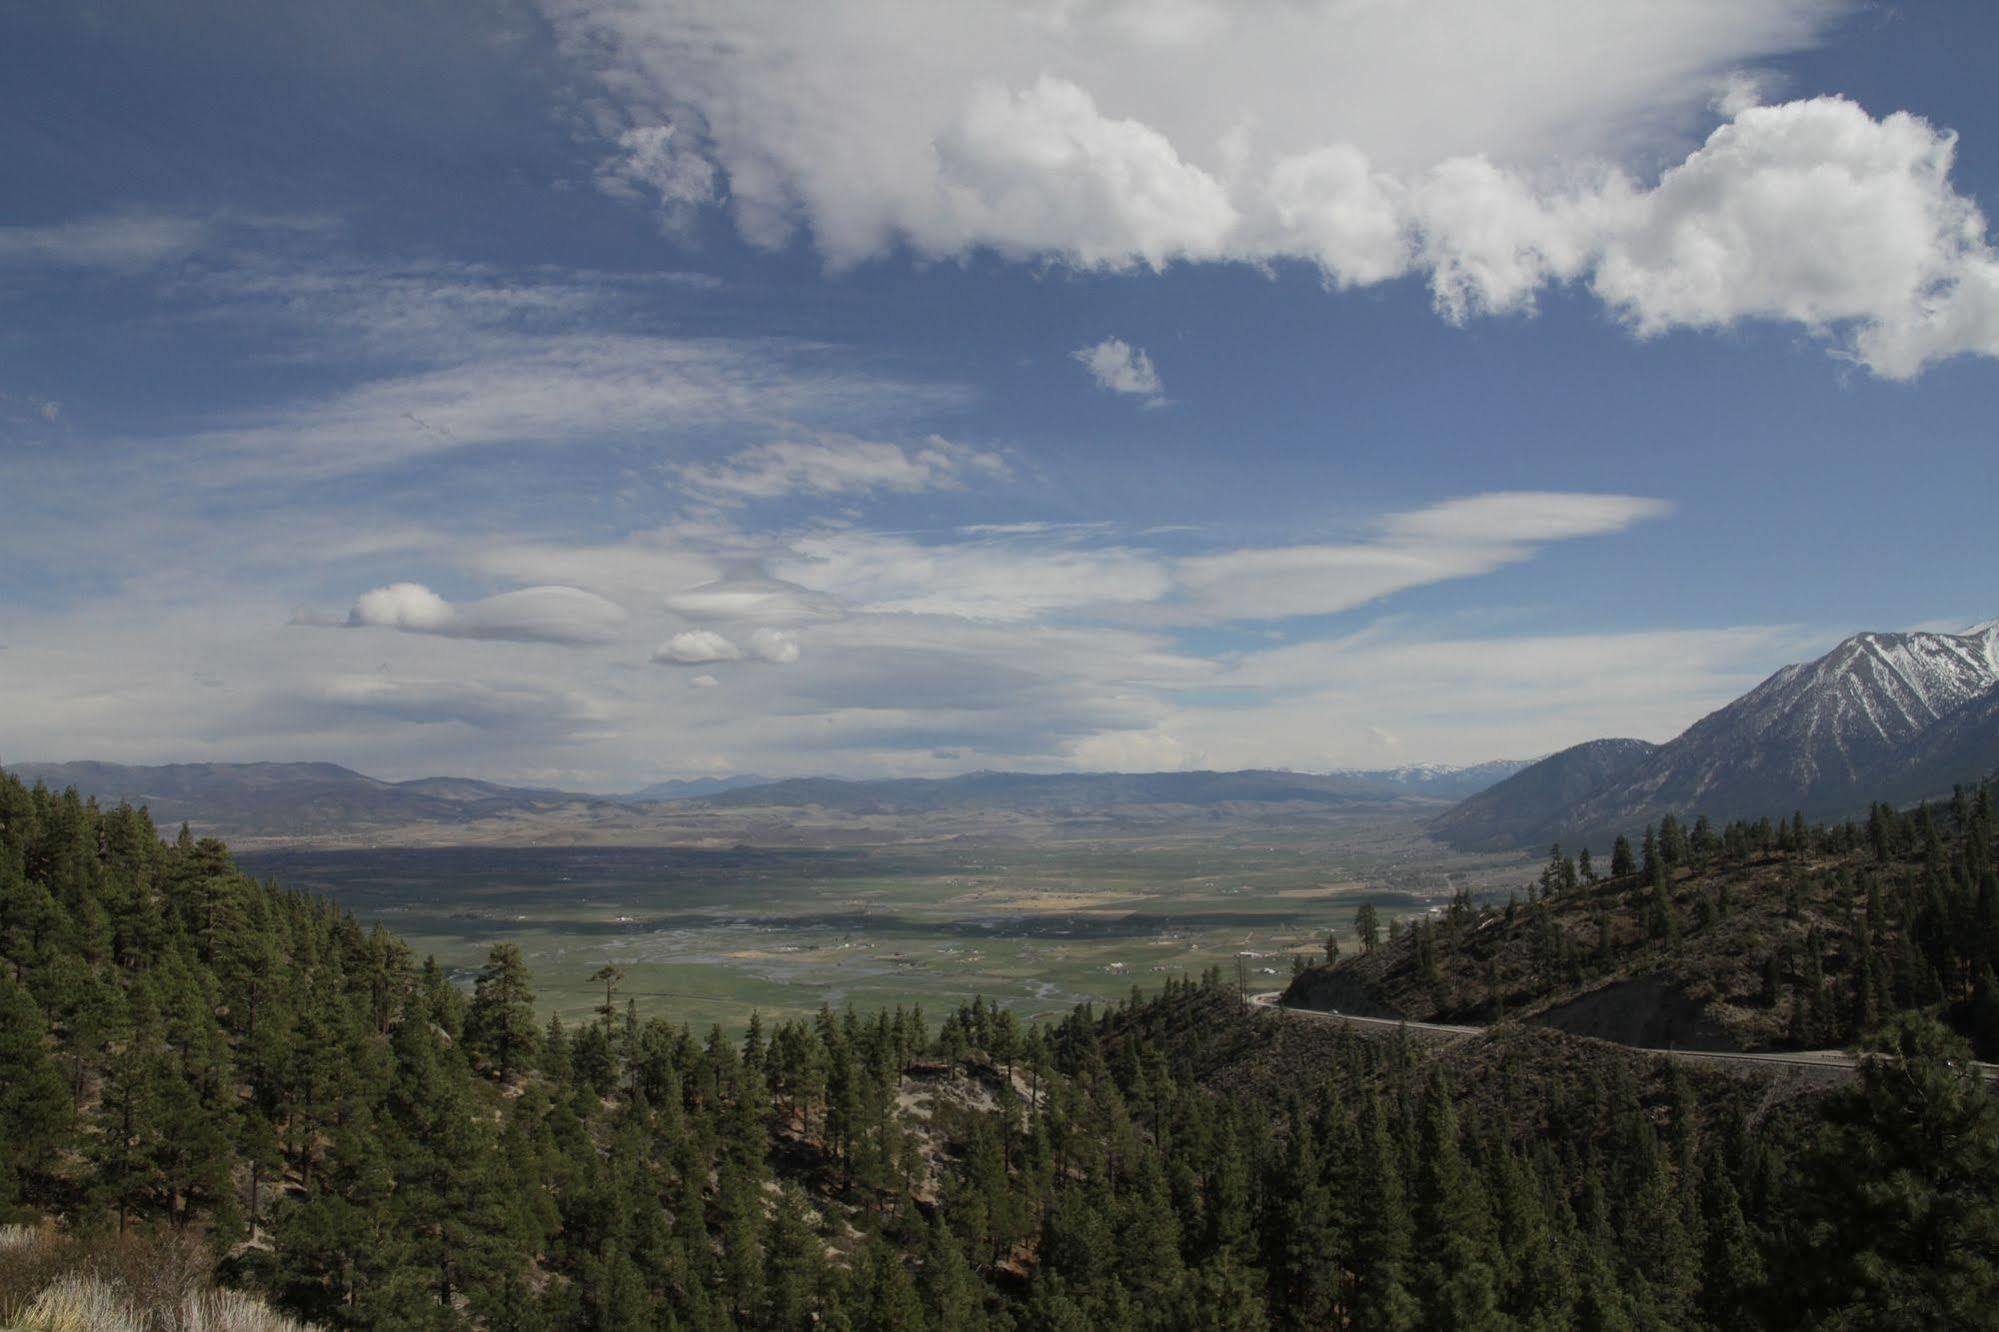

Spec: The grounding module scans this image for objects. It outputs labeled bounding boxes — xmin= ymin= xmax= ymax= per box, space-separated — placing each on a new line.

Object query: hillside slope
xmin=0 ymin=760 xmax=627 ymax=841
xmin=1430 ymin=739 xmax=1658 ymax=851
xmin=1296 ymin=787 xmax=1999 ymax=1055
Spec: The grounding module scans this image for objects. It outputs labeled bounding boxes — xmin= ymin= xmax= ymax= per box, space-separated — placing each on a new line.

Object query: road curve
xmin=1246 ymin=992 xmax=1861 ymax=1077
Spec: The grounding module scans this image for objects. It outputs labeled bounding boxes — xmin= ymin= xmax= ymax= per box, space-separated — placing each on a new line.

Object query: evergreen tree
xmin=465 ymin=942 xmax=540 ymax=1080
xmin=1793 ymin=1015 xmax=1999 ymax=1324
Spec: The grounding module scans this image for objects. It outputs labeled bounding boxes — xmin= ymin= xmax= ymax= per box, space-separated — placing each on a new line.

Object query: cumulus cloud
xmin=746 ymin=627 xmax=801 ymax=663
xmin=554 ymin=0 xmax=1999 ymax=376
xmin=653 ymin=629 xmax=743 ymax=665
xmin=333 ymin=581 xmax=628 ymax=644
xmin=652 ymin=626 xmax=802 ymax=666
xmin=676 ymin=434 xmax=1008 ymax=502
xmin=1073 ymin=337 xmax=1164 ymax=404
xmin=1590 ymin=97 xmax=1999 ymax=377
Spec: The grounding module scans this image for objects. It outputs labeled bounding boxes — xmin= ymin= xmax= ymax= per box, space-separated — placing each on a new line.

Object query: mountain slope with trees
xmin=1300 ymin=785 xmax=1999 ymax=1059
xmin=5 ymin=767 xmax=1999 ymax=1328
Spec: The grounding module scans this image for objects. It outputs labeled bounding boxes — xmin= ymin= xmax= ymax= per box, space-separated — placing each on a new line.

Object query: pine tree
xmin=0 ymin=970 xmax=68 ymax=1209
xmin=1354 ymin=903 xmax=1381 ymax=953
xmin=465 ymin=942 xmax=540 ymax=1080
xmin=1792 ymin=1014 xmax=1999 ymax=1324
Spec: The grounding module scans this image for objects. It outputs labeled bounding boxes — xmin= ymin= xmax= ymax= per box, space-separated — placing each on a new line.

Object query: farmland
xmin=240 ymin=815 xmax=1528 ymax=1033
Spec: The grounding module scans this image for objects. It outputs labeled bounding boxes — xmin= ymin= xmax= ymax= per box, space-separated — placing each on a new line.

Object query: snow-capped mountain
xmin=1439 ymin=619 xmax=1999 ymax=849
xmin=1321 ymin=758 xmax=1532 ymax=801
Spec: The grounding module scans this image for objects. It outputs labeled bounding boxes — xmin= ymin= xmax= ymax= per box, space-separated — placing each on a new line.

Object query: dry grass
xmin=0 ymin=1226 xmax=314 ymax=1332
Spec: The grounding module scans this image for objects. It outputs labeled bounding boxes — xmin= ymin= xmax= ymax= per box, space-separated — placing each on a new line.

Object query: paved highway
xmin=1246 ymin=992 xmax=1864 ymax=1077
xmin=1247 ymin=993 xmax=1999 ymax=1084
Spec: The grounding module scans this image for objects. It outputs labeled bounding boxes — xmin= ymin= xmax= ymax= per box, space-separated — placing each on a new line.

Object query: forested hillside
xmin=1295 ymin=786 xmax=1999 ymax=1057
xmin=4 ymin=769 xmax=1999 ymax=1329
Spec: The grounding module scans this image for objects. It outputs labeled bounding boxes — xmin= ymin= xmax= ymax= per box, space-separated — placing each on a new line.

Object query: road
xmin=1246 ymin=992 xmax=1865 ymax=1078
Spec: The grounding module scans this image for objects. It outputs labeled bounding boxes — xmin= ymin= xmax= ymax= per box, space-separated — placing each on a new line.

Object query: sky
xmin=1 ymin=0 xmax=1996 ymax=791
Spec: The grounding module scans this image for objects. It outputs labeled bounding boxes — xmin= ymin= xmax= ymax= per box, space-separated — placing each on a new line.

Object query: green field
xmin=240 ymin=818 xmax=1528 ymax=1033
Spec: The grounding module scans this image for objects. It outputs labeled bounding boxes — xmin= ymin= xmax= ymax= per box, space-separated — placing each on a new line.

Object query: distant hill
xmin=1323 ymin=758 xmax=1532 ymax=802
xmin=1430 ymin=740 xmax=1659 ymax=851
xmin=615 ymin=774 xmax=771 ymax=802
xmin=1432 ymin=618 xmax=1999 ymax=850
xmin=684 ymin=768 xmax=1431 ymax=814
xmin=0 ymin=760 xmax=623 ymax=841
xmin=1 ymin=759 xmax=1519 ymax=847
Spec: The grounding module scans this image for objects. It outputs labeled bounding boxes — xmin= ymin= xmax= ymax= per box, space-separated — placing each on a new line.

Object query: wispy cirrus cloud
xmin=177 ymin=335 xmax=969 ymax=479
xmin=675 ymin=433 xmax=1009 ymax=503
xmin=0 ymin=212 xmax=210 ymax=271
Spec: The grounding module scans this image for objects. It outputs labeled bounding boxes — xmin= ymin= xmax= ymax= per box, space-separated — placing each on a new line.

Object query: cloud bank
xmin=556 ymin=0 xmax=1999 ymax=377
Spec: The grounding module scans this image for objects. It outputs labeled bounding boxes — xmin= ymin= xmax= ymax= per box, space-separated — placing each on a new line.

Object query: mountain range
xmin=20 ymin=611 xmax=1994 ymax=856
xmin=1434 ymin=618 xmax=1999 ymax=851
xmin=0 ymin=758 xmax=1514 ymax=846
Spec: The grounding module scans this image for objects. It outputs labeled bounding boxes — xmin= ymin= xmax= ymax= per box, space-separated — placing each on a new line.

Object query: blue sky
xmin=2 ymin=0 xmax=1995 ymax=788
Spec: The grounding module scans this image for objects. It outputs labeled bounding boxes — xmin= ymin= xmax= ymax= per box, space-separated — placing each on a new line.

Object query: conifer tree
xmin=465 ymin=942 xmax=540 ymax=1080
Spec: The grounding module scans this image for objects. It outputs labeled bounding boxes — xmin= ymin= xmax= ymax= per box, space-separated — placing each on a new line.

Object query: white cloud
xmin=676 ymin=434 xmax=1008 ymax=502
xmin=309 ymin=674 xmax=608 ymax=734
xmin=474 ymin=531 xmax=727 ymax=611
xmin=937 ymin=76 xmax=1238 ymax=267
xmin=1382 ymin=492 xmax=1674 ymax=545
xmin=0 ymin=213 xmax=210 ymax=271
xmin=556 ymin=0 xmax=1999 ymax=376
xmin=653 ymin=629 xmax=743 ymax=665
xmin=689 ymin=673 xmax=720 ymax=689
xmin=1591 ymin=96 xmax=1999 ymax=377
xmin=335 ymin=582 xmax=629 ymax=645
xmin=1173 ymin=491 xmax=1670 ymax=622
xmin=1073 ymin=337 xmax=1164 ymax=404
xmin=746 ymin=627 xmax=801 ymax=663
xmin=775 ymin=529 xmax=1174 ymax=622
xmin=650 ymin=625 xmax=800 ymax=667
xmin=662 ymin=574 xmax=845 ymax=627
xmin=178 ymin=334 xmax=967 ymax=479
xmin=1136 ymin=624 xmax=1820 ymax=769
xmin=594 ymin=122 xmax=717 ymax=208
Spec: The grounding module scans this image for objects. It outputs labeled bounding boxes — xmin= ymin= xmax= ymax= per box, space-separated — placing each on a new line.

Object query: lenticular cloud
xmin=341 ymin=582 xmax=628 ymax=645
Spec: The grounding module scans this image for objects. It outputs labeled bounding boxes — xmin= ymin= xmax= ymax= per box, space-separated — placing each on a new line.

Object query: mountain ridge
xmin=0 ymin=757 xmax=1524 ymax=845
xmin=1434 ymin=619 xmax=1999 ymax=850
